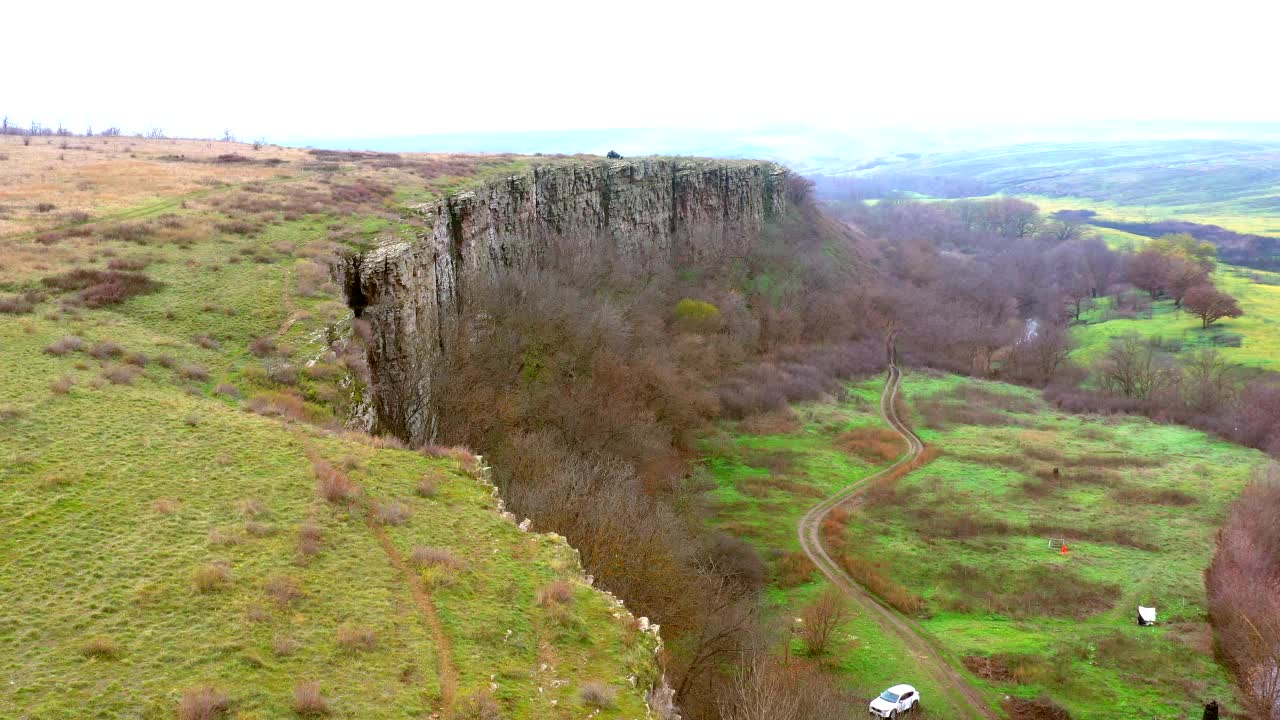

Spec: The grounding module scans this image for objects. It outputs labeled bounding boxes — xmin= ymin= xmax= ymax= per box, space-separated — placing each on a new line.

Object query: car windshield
xmin=880 ymin=691 xmax=901 ymax=702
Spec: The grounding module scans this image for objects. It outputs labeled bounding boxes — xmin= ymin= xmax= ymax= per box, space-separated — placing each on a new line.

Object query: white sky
xmin=6 ymin=0 xmax=1280 ymax=143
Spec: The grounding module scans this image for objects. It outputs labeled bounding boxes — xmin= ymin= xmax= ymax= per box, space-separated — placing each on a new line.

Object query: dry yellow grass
xmin=0 ymin=135 xmax=306 ymax=237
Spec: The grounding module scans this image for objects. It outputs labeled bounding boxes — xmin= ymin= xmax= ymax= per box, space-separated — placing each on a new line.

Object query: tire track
xmin=797 ymin=350 xmax=997 ymax=719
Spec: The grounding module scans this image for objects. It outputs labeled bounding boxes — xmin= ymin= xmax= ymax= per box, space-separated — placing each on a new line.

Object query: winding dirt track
xmin=797 ymin=355 xmax=997 ymax=719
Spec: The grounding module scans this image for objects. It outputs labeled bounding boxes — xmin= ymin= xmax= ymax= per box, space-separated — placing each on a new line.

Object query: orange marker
xmin=1061 ymin=543 xmax=1070 ymax=555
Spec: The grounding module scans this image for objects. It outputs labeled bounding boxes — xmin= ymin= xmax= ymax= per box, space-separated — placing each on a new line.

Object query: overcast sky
xmin=7 ymin=0 xmax=1280 ymax=144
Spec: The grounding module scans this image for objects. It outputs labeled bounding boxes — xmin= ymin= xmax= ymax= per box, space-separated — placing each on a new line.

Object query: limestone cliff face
xmin=344 ymin=158 xmax=789 ymax=444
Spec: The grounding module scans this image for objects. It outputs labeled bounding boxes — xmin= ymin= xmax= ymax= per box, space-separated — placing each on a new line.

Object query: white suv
xmin=869 ymin=684 xmax=920 ymax=717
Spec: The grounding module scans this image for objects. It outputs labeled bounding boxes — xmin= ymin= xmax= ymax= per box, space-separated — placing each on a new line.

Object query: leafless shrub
xmin=0 ymin=293 xmax=36 ymax=314
xmin=371 ymin=500 xmax=411 ymax=526
xmin=177 ymin=685 xmax=230 ymax=720
xmin=263 ymin=574 xmax=303 ymax=606
xmin=41 ymin=268 xmax=160 ymax=307
xmin=336 ymin=624 xmax=376 ymax=652
xmin=180 ymin=364 xmax=209 ymax=381
xmin=248 ymin=336 xmax=277 ymax=357
xmin=80 ymin=635 xmax=121 ymax=659
xmin=272 ymin=635 xmax=301 ymax=656
xmin=103 ymin=366 xmax=139 ymax=385
xmin=415 ymin=476 xmax=438 ymax=498
xmin=267 ymin=362 xmax=299 ymax=385
xmin=314 ymin=459 xmax=358 ymax=504
xmin=799 ymin=587 xmax=850 ymax=656
xmin=192 ymin=563 xmax=232 ymax=593
xmin=88 ymin=341 xmax=123 ymax=359
xmin=193 ymin=334 xmax=221 ymax=350
xmin=292 ymin=680 xmax=331 ymax=716
xmin=580 ymin=680 xmax=617 ymax=709
xmin=536 ymin=580 xmax=574 ymax=607
xmin=50 ymin=375 xmax=75 ymax=394
xmin=297 ymin=523 xmax=323 ymax=559
xmin=410 ymin=546 xmax=463 ymax=569
xmin=449 ymin=691 xmax=502 ymax=720
xmin=215 ymin=383 xmax=240 ymax=397
xmin=44 ymin=335 xmax=84 ymax=355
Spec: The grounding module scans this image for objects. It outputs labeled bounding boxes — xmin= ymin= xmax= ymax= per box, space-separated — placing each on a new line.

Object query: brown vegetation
xmin=177 ymin=685 xmax=230 ymax=720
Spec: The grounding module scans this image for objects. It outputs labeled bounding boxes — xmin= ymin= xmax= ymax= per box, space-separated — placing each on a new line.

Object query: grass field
xmin=703 ymin=372 xmax=1270 ymax=719
xmin=701 ymin=379 xmax=981 ymax=718
xmin=1070 ymin=264 xmax=1280 ymax=373
xmin=0 ymin=138 xmax=656 ymax=717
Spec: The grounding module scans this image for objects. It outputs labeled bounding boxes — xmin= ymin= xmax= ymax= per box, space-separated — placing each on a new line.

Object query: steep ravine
xmin=341 ymin=158 xmax=789 ymax=444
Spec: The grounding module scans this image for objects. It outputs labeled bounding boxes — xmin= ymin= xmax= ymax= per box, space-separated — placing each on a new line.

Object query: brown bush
xmin=297 ymin=523 xmax=323 ymax=559
xmin=292 ymin=680 xmax=331 ymax=716
xmin=371 ymin=500 xmax=411 ymax=526
xmin=41 ymin=268 xmax=160 ymax=307
xmin=44 ymin=336 xmax=84 ymax=355
xmin=839 ymin=554 xmax=925 ymax=615
xmin=314 ymin=459 xmax=357 ymax=504
xmin=775 ymin=552 xmax=816 ymax=588
xmin=177 ymin=685 xmax=230 ymax=720
xmin=536 ymin=580 xmax=575 ymax=607
xmin=103 ymin=366 xmax=139 ymax=385
xmin=79 ymin=635 xmax=121 ymax=659
xmin=50 ymin=375 xmax=75 ymax=394
xmin=193 ymin=334 xmax=221 ymax=350
xmin=580 ymin=680 xmax=617 ymax=709
xmin=449 ymin=691 xmax=502 ymax=720
xmin=410 ymin=546 xmax=463 ymax=570
xmin=88 ymin=341 xmax=123 ymax=359
xmin=192 ymin=563 xmax=232 ymax=593
xmin=248 ymin=336 xmax=277 ymax=357
xmin=835 ymin=426 xmax=904 ymax=463
xmin=415 ymin=476 xmax=438 ymax=498
xmin=263 ymin=575 xmax=303 ymax=606
xmin=179 ymin=364 xmax=210 ymax=381
xmin=335 ymin=624 xmax=376 ymax=652
xmin=272 ymin=635 xmax=301 ymax=656
xmin=0 ymin=293 xmax=35 ymax=314
xmin=244 ymin=521 xmax=277 ymax=537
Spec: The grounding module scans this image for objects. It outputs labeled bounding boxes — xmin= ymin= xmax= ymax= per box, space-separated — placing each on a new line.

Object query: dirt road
xmin=797 ymin=358 xmax=997 ymax=719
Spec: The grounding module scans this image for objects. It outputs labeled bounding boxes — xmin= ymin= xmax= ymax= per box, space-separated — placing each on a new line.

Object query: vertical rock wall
xmin=345 ymin=158 xmax=788 ymax=444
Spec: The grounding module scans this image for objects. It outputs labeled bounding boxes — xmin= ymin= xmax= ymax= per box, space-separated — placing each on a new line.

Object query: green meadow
xmin=703 ymin=372 xmax=1269 ymax=719
xmin=1071 ymin=265 xmax=1280 ymax=373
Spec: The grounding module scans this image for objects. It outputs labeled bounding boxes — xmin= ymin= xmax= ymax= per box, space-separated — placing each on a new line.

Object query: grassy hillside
xmin=0 ymin=136 xmax=656 ymax=718
xmin=1071 ymin=265 xmax=1280 ymax=373
xmin=703 ymin=372 xmax=1269 ymax=719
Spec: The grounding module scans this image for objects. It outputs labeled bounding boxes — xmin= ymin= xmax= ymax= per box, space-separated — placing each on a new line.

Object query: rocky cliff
xmin=344 ymin=157 xmax=789 ymax=444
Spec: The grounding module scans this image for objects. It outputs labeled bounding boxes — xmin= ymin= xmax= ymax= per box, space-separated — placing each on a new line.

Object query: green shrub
xmin=673 ymin=298 xmax=722 ymax=333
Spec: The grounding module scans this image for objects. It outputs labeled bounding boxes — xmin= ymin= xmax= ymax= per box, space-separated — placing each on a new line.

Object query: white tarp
xmin=1138 ymin=606 xmax=1157 ymax=625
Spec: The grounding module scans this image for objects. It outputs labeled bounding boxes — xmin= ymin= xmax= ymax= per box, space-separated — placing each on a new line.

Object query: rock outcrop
xmin=344 ymin=157 xmax=789 ymax=444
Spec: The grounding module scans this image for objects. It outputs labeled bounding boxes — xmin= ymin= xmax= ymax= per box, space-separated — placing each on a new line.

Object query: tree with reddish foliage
xmin=1183 ymin=284 xmax=1243 ymax=328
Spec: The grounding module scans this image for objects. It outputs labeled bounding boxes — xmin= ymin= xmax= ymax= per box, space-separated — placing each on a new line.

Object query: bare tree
xmin=1183 ymin=348 xmax=1234 ymax=414
xmin=1099 ymin=333 xmax=1174 ymax=399
xmin=798 ymin=587 xmax=849 ymax=657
